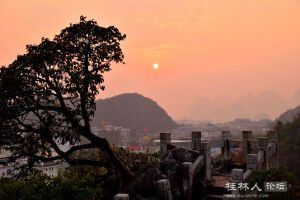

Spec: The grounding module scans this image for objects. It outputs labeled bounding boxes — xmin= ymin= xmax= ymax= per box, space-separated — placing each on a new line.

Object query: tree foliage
xmin=244 ymin=167 xmax=300 ymax=200
xmin=275 ymin=116 xmax=300 ymax=180
xmin=0 ymin=169 xmax=105 ymax=200
xmin=0 ymin=148 xmax=160 ymax=200
xmin=0 ymin=16 xmax=131 ymax=185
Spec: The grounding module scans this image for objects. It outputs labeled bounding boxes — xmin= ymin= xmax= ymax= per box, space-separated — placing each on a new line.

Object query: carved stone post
xmin=246 ymin=154 xmax=258 ymax=171
xmin=183 ymin=162 xmax=193 ymax=200
xmin=222 ymin=131 xmax=231 ymax=161
xmin=156 ymin=179 xmax=172 ymax=200
xmin=160 ymin=133 xmax=171 ymax=160
xmin=191 ymin=131 xmax=201 ymax=151
xmin=242 ymin=131 xmax=252 ymax=164
xmin=114 ymin=194 xmax=129 ymax=200
xmin=258 ymin=137 xmax=268 ymax=171
xmin=231 ymin=168 xmax=244 ymax=197
xmin=268 ymin=131 xmax=279 ymax=169
xmin=200 ymin=142 xmax=211 ymax=181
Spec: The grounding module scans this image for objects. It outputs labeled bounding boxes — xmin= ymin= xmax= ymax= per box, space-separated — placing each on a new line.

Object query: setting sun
xmin=153 ymin=63 xmax=159 ymax=69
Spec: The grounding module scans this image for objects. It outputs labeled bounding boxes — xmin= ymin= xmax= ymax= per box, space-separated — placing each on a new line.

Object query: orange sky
xmin=1 ymin=0 xmax=300 ymax=120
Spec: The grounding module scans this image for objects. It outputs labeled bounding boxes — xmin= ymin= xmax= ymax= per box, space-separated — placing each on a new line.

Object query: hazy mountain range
xmin=90 ymin=90 xmax=300 ymax=131
xmin=188 ymin=89 xmax=300 ymax=122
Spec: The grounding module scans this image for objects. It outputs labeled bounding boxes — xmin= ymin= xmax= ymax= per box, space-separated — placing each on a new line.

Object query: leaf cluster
xmin=243 ymin=167 xmax=300 ymax=200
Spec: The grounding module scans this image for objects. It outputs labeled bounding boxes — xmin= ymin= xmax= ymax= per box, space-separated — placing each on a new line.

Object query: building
xmin=92 ymin=125 xmax=132 ymax=146
xmin=0 ymin=142 xmax=69 ymax=178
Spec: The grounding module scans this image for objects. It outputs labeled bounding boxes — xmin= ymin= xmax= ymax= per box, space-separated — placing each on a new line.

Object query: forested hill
xmin=91 ymin=93 xmax=177 ymax=133
xmin=275 ymin=115 xmax=300 ymax=180
xmin=277 ymin=105 xmax=300 ymax=124
xmin=275 ymin=105 xmax=300 ymax=180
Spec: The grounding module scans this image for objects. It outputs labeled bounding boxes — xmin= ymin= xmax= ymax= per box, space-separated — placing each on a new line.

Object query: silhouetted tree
xmin=0 ymin=16 xmax=132 ymax=185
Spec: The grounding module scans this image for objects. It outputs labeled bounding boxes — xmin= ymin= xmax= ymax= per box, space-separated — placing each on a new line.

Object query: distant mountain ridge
xmin=91 ymin=93 xmax=177 ymax=133
xmin=188 ymin=89 xmax=300 ymax=122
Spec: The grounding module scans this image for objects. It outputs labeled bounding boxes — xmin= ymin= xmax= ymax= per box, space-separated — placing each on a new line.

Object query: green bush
xmin=0 ymin=148 xmax=160 ymax=200
xmin=243 ymin=167 xmax=300 ymax=200
xmin=0 ymin=169 xmax=104 ymax=200
xmin=113 ymin=147 xmax=159 ymax=173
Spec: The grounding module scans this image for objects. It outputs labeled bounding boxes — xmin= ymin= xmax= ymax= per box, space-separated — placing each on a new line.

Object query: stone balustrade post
xmin=258 ymin=137 xmax=268 ymax=171
xmin=182 ymin=162 xmax=193 ymax=200
xmin=114 ymin=194 xmax=129 ymax=200
xmin=246 ymin=154 xmax=258 ymax=171
xmin=200 ymin=142 xmax=211 ymax=181
xmin=242 ymin=131 xmax=253 ymax=164
xmin=268 ymin=131 xmax=279 ymax=169
xmin=231 ymin=168 xmax=244 ymax=197
xmin=192 ymin=132 xmax=201 ymax=151
xmin=221 ymin=131 xmax=231 ymax=161
xmin=160 ymin=133 xmax=171 ymax=160
xmin=156 ymin=179 xmax=172 ymax=200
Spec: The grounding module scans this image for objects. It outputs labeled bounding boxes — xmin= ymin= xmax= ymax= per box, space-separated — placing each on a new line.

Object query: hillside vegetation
xmin=275 ymin=116 xmax=300 ymax=180
xmin=277 ymin=105 xmax=300 ymax=124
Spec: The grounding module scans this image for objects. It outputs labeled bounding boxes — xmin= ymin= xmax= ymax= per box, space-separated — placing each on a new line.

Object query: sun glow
xmin=153 ymin=64 xmax=159 ymax=69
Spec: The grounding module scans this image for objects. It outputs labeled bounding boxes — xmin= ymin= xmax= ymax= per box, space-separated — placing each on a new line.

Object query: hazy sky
xmin=1 ymin=0 xmax=300 ymax=120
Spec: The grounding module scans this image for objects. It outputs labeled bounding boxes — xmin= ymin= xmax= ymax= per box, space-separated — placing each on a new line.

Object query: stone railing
xmin=115 ymin=130 xmax=279 ymax=199
xmin=242 ymin=131 xmax=279 ymax=180
xmin=267 ymin=131 xmax=279 ymax=169
xmin=162 ymin=132 xmax=207 ymax=200
xmin=229 ymin=131 xmax=279 ymax=199
xmin=163 ymin=132 xmax=211 ymax=182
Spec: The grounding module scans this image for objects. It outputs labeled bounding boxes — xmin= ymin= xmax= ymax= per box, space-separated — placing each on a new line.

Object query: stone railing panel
xmin=268 ymin=143 xmax=276 ymax=156
xmin=257 ymin=151 xmax=264 ymax=170
xmin=160 ymin=133 xmax=171 ymax=160
xmin=222 ymin=131 xmax=231 ymax=161
xmin=192 ymin=132 xmax=201 ymax=151
xmin=192 ymin=155 xmax=204 ymax=176
xmin=242 ymin=131 xmax=253 ymax=163
xmin=183 ymin=162 xmax=193 ymax=200
xmin=268 ymin=131 xmax=279 ymax=169
xmin=243 ymin=169 xmax=252 ymax=181
xmin=200 ymin=142 xmax=211 ymax=181
xmin=156 ymin=179 xmax=172 ymax=200
xmin=246 ymin=154 xmax=258 ymax=171
xmin=258 ymin=137 xmax=268 ymax=171
xmin=114 ymin=194 xmax=129 ymax=200
xmin=231 ymin=168 xmax=244 ymax=196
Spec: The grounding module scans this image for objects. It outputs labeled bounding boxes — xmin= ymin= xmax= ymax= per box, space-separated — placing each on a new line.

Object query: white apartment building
xmin=0 ymin=140 xmax=70 ymax=178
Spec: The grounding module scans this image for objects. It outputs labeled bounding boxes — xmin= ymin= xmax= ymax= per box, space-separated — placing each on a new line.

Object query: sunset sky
xmin=1 ymin=0 xmax=300 ymax=120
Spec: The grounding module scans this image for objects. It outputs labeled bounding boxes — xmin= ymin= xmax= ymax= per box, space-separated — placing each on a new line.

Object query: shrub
xmin=244 ymin=167 xmax=300 ymax=200
xmin=0 ymin=169 xmax=104 ymax=200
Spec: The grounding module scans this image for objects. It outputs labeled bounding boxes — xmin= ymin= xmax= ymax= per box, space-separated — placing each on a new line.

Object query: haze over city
xmin=1 ymin=0 xmax=300 ymax=121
